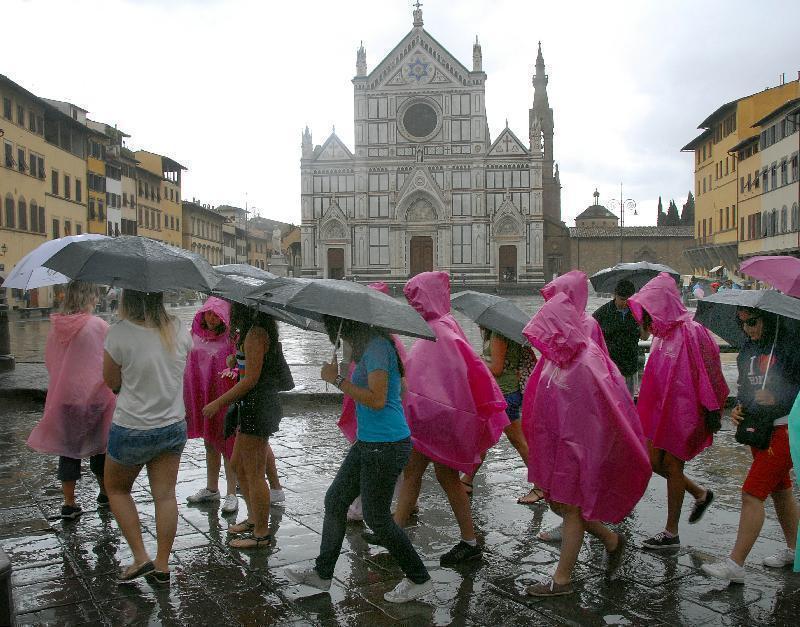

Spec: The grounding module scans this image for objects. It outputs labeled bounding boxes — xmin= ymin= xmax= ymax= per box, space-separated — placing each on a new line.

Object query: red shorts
xmin=742 ymin=426 xmax=793 ymax=500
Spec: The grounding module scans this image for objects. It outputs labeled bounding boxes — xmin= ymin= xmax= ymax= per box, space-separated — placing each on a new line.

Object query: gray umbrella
xmin=694 ymin=289 xmax=800 ymax=347
xmin=590 ymin=262 xmax=680 ymax=294
xmin=212 ymin=274 xmax=325 ymax=333
xmin=42 ymin=236 xmax=220 ymax=293
xmin=450 ymin=290 xmax=530 ymax=346
xmin=250 ymin=277 xmax=435 ymax=340
xmin=214 ymin=264 xmax=277 ymax=281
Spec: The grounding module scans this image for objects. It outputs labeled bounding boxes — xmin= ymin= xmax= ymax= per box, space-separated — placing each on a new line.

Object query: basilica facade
xmin=300 ymin=7 xmax=565 ymax=287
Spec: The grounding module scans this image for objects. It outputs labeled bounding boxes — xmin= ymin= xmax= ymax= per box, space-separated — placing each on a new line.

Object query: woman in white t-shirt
xmin=103 ymin=290 xmax=192 ymax=585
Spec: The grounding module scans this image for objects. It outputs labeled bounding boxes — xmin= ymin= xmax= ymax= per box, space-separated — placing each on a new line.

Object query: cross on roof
xmin=502 ymin=133 xmax=514 ymax=152
xmin=413 ymin=1 xmax=423 ymax=9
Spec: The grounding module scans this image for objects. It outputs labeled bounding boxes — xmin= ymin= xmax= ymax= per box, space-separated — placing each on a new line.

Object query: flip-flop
xmin=227 ymin=521 xmax=255 ymax=535
xmin=117 ymin=561 xmax=155 ymax=584
xmin=146 ymin=570 xmax=171 ymax=586
xmin=517 ymin=487 xmax=545 ymax=505
xmin=229 ymin=533 xmax=273 ymax=549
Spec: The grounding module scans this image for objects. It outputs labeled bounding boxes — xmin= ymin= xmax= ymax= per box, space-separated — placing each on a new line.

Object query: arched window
xmin=792 ymin=203 xmax=800 ymax=232
xmin=761 ymin=211 xmax=769 ymax=237
xmin=29 ymin=200 xmax=38 ymax=233
xmin=5 ymin=195 xmax=15 ymax=229
xmin=781 ymin=206 xmax=788 ymax=233
xmin=18 ymin=197 xmax=27 ymax=231
xmin=772 ymin=209 xmax=779 ymax=236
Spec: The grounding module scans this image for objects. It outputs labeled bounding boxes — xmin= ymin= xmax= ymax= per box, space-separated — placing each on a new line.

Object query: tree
xmin=666 ymin=199 xmax=681 ymax=226
xmin=656 ymin=196 xmax=667 ymax=226
xmin=681 ymin=191 xmax=695 ymax=226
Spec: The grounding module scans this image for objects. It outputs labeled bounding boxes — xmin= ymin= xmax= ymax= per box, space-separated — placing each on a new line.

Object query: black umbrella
xmin=214 ymin=264 xmax=277 ymax=281
xmin=250 ymin=277 xmax=436 ymax=340
xmin=450 ymin=290 xmax=530 ymax=346
xmin=590 ymin=262 xmax=680 ymax=294
xmin=212 ymin=274 xmax=325 ymax=333
xmin=42 ymin=236 xmax=220 ymax=293
xmin=694 ymin=289 xmax=800 ymax=347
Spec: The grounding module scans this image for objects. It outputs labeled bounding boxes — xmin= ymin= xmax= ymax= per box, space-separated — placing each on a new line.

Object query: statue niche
xmin=405 ymin=197 xmax=437 ymax=222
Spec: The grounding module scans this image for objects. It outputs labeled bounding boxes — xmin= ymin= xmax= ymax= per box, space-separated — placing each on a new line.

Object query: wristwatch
xmin=334 ymin=374 xmax=346 ymax=389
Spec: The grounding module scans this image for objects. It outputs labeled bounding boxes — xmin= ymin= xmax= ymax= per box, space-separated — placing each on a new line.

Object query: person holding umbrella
xmin=702 ymin=308 xmax=800 ymax=582
xmin=627 ymin=273 xmax=729 ymax=550
xmin=285 ymin=315 xmax=432 ymax=603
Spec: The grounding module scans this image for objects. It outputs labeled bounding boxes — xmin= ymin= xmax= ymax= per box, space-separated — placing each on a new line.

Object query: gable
xmin=488 ymin=128 xmax=529 ymax=157
xmin=313 ymin=134 xmax=354 ymax=162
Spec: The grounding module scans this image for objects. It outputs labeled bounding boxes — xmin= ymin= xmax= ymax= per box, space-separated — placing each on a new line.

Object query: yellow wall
xmin=135 ymin=151 xmax=183 ymax=247
xmin=87 ymin=153 xmax=105 ymax=235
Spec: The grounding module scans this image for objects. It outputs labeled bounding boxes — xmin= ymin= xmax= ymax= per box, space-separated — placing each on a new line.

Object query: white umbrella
xmin=3 ymin=234 xmax=108 ymax=290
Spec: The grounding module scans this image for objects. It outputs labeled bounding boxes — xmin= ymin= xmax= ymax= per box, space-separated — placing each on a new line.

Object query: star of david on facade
xmin=407 ymin=58 xmax=430 ymax=81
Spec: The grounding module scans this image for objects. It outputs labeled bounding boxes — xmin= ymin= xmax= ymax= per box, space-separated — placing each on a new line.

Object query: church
xmin=299 ymin=5 xmax=566 ymax=288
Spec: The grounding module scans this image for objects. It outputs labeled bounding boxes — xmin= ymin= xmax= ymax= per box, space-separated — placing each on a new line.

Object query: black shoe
xmin=146 ymin=570 xmax=171 ymax=586
xmin=688 ymin=490 xmax=714 ymax=524
xmin=97 ymin=493 xmax=110 ymax=507
xmin=642 ymin=532 xmax=680 ymax=550
xmin=440 ymin=541 xmax=482 ymax=566
xmin=361 ymin=531 xmax=385 ymax=547
xmin=60 ymin=504 xmax=83 ymax=520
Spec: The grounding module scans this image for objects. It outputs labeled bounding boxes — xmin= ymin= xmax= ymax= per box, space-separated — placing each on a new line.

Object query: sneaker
xmin=270 ymin=489 xmax=286 ymax=504
xmin=187 ymin=488 xmax=221 ymax=504
xmin=383 ymin=578 xmax=433 ymax=603
xmin=221 ymin=494 xmax=239 ymax=514
xmin=763 ymin=547 xmax=795 ymax=568
xmin=642 ymin=531 xmax=680 ymax=550
xmin=96 ymin=493 xmax=110 ymax=507
xmin=440 ymin=541 xmax=482 ymax=567
xmin=60 ymin=504 xmax=83 ymax=520
xmin=284 ymin=565 xmax=332 ymax=592
xmin=525 ymin=579 xmax=574 ymax=597
xmin=701 ymin=558 xmax=745 ymax=584
xmin=688 ymin=490 xmax=714 ymax=524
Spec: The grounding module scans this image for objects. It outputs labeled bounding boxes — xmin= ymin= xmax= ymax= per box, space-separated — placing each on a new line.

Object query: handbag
xmin=223 ymin=403 xmax=239 ymax=439
xmin=265 ymin=342 xmax=295 ymax=392
xmin=734 ymin=327 xmax=778 ymax=450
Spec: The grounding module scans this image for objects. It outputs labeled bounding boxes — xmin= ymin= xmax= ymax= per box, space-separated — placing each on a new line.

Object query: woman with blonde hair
xmin=27 ymin=280 xmax=116 ymax=520
xmin=103 ymin=289 xmax=192 ymax=584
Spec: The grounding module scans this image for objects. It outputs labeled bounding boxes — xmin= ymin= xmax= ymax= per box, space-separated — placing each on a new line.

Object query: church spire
xmin=472 ymin=35 xmax=482 ymax=72
xmin=412 ymin=0 xmax=423 ymax=27
xmin=301 ymin=126 xmax=313 ymax=159
xmin=356 ymin=41 xmax=367 ymax=77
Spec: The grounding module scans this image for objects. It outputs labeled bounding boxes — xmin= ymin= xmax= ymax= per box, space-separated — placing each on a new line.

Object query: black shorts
xmin=225 ymin=392 xmax=282 ymax=440
xmin=57 ymin=454 xmax=106 ymax=482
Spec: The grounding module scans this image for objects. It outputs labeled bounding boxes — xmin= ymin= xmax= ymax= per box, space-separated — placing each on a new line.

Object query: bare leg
xmin=62 ymin=480 xmax=76 ymax=507
xmin=105 ymin=458 xmax=149 ymax=566
xmin=265 ymin=443 xmax=282 ymax=490
xmin=552 ymin=502 xmax=583 ymax=586
xmin=205 ymin=444 xmax=221 ymax=493
xmin=730 ymin=491 xmax=766 ymax=566
xmin=231 ymin=434 xmax=270 ymax=541
xmin=772 ymin=488 xmax=799 ymax=548
xmin=460 ymin=451 xmax=486 ymax=488
xmin=504 ymin=420 xmax=529 ymax=465
xmin=222 ymin=456 xmax=237 ymax=496
xmin=145 ymin=452 xmax=181 ymax=573
xmin=434 ymin=463 xmax=475 ymax=542
xmin=584 ymin=520 xmax=620 ymax=551
xmin=394 ymin=449 xmax=429 ymax=526
xmin=651 ymin=448 xmax=691 ymax=536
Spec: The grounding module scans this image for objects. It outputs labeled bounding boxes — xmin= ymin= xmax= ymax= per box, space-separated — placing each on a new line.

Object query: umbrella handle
xmin=332 ymin=318 xmax=343 ymax=364
xmin=761 ymin=322 xmax=778 ymax=391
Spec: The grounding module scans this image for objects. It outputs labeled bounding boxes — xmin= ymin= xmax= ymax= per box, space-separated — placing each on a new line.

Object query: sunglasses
xmin=738 ymin=317 xmax=761 ymax=328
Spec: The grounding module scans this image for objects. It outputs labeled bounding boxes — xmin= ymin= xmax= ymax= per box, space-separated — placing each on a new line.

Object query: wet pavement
xmin=1 ymin=393 xmax=799 ymax=626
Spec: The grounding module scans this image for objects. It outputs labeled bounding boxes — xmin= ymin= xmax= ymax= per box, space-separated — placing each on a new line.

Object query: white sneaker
xmin=187 ymin=488 xmax=221 ymax=504
xmin=383 ymin=578 xmax=433 ymax=603
xmin=763 ymin=547 xmax=795 ymax=568
xmin=221 ymin=494 xmax=239 ymax=514
xmin=270 ymin=489 xmax=286 ymax=504
xmin=701 ymin=558 xmax=745 ymax=584
xmin=284 ymin=565 xmax=331 ymax=591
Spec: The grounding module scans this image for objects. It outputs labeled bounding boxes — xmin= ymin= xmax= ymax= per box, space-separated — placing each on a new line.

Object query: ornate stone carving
xmin=321 ymin=220 xmax=347 ymax=240
xmin=495 ymin=217 xmax=520 ymax=235
xmin=406 ymin=198 xmax=436 ymax=222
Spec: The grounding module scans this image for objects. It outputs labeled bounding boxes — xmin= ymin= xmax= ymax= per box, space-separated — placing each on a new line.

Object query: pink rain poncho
xmin=403 ymin=272 xmax=508 ymax=474
xmin=521 ymin=293 xmax=651 ymax=523
xmin=28 ymin=313 xmax=116 ymax=458
xmin=627 ymin=273 xmax=729 ymax=461
xmin=541 ymin=270 xmax=609 ymax=354
xmin=184 ymin=297 xmax=237 ymax=459
xmin=338 ymin=282 xmax=408 ymax=443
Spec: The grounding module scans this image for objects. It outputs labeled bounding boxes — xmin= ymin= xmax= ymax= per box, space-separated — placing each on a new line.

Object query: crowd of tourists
xmin=26 ymin=269 xmax=800 ymax=604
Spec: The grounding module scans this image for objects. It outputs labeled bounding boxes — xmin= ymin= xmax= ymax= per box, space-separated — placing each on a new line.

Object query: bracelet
xmin=334 ymin=375 xmax=346 ymax=389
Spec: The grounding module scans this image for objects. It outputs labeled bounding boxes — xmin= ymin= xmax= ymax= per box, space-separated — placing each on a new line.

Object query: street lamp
xmin=608 ymin=183 xmax=637 ymax=263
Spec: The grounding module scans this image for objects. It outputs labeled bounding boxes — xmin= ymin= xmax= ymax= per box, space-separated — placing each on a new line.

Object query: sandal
xmin=117 ymin=560 xmax=155 ymax=584
xmin=229 ymin=532 xmax=273 ymax=549
xmin=517 ymin=487 xmax=545 ymax=505
xmin=146 ymin=570 xmax=171 ymax=586
xmin=227 ymin=521 xmax=255 ymax=535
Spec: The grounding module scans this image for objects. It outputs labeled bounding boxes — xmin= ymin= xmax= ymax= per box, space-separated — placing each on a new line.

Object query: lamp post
xmin=608 ymin=183 xmax=637 ymax=263
xmin=0 ymin=242 xmax=13 ymax=373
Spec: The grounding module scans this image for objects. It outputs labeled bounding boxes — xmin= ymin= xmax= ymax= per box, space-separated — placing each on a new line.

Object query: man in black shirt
xmin=593 ymin=279 xmax=646 ymax=394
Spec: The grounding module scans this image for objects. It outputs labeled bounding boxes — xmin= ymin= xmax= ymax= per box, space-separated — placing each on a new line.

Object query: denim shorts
xmin=107 ymin=421 xmax=187 ymax=466
xmin=504 ymin=390 xmax=523 ymax=421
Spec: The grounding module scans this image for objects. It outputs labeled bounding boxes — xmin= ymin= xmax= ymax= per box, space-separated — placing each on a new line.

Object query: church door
xmin=327 ymin=248 xmax=345 ymax=279
xmin=409 ymin=237 xmax=433 ymax=277
xmin=499 ymin=245 xmax=517 ymax=282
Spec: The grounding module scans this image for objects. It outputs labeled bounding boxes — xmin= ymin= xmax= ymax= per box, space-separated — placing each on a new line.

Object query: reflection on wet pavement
xmin=1 ymin=395 xmax=799 ymax=625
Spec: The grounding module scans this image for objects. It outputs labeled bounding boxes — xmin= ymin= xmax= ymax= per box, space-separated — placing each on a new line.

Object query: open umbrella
xmin=212 ymin=273 xmax=325 ymax=333
xmin=3 ymin=234 xmax=108 ymax=290
xmin=739 ymin=256 xmax=800 ymax=297
xmin=450 ymin=290 xmax=530 ymax=345
xmin=42 ymin=236 xmax=220 ymax=293
xmin=214 ymin=264 xmax=277 ymax=281
xmin=250 ymin=277 xmax=435 ymax=340
xmin=590 ymin=262 xmax=680 ymax=294
xmin=694 ymin=289 xmax=800 ymax=347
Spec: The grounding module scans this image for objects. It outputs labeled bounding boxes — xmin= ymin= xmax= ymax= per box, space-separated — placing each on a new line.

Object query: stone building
xmin=300 ymin=6 xmax=565 ymax=287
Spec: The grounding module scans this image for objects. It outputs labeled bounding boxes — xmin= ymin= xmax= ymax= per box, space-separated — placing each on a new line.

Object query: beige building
xmin=246 ymin=225 xmax=270 ymax=270
xmin=182 ymin=200 xmax=224 ymax=266
xmin=135 ymin=151 xmax=185 ymax=247
xmin=120 ymin=147 xmax=138 ymax=235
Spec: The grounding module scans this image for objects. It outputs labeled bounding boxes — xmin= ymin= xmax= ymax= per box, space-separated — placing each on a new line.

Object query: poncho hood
xmin=404 ymin=271 xmax=451 ymax=321
xmin=627 ymin=272 xmax=690 ymax=338
xmin=191 ymin=297 xmax=231 ymax=340
xmin=368 ymin=281 xmax=390 ymax=295
xmin=524 ymin=293 xmax=588 ymax=368
xmin=541 ymin=270 xmax=590 ymax=312
xmin=49 ymin=312 xmax=92 ymax=346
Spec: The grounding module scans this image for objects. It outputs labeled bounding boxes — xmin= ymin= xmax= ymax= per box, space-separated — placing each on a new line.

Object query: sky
xmin=4 ymin=0 xmax=799 ymax=227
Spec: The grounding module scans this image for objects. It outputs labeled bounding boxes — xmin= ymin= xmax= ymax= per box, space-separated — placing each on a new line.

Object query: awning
xmin=709 ymin=265 xmax=724 ymax=273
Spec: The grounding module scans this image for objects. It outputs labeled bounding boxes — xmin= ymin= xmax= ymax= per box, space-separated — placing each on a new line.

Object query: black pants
xmin=315 ymin=438 xmax=429 ymax=584
xmin=57 ymin=454 xmax=105 ymax=482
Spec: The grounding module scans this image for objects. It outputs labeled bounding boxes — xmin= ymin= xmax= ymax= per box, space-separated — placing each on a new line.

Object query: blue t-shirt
xmin=350 ymin=336 xmax=410 ymax=442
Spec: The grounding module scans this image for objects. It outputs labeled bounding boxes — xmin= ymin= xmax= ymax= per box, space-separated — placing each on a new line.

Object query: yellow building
xmin=135 ymin=151 xmax=185 ymax=247
xmin=682 ymin=78 xmax=800 ymax=273
xmin=182 ymin=200 xmax=224 ymax=265
xmin=1 ymin=77 xmax=89 ymax=309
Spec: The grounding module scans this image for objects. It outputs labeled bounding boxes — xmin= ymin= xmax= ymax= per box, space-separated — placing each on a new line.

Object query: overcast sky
xmin=5 ymin=0 xmax=799 ymax=226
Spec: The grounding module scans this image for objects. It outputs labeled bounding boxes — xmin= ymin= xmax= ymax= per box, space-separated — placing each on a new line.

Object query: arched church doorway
xmin=327 ymin=248 xmax=345 ymax=279
xmin=409 ymin=237 xmax=433 ymax=276
xmin=499 ymin=245 xmax=517 ymax=282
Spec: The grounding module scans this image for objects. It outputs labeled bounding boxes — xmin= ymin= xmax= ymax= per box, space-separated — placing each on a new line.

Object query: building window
xmin=52 ymin=218 xmax=60 ymax=239
xmin=64 ymin=220 xmax=71 ymax=236
xmin=452 ymin=170 xmax=470 ymax=189
xmin=16 ymin=104 xmax=24 ymax=125
xmin=18 ymin=198 xmax=27 ymax=230
xmin=368 ymin=227 xmax=389 ymax=265
xmin=17 ymin=148 xmax=26 ymax=173
xmin=4 ymin=195 xmax=14 ymax=228
xmin=38 ymin=205 xmax=45 ymax=233
xmin=451 ymin=120 xmax=471 ymax=141
xmin=368 ymin=173 xmax=389 ymax=191
xmin=452 ymin=193 xmax=472 ymax=216
xmin=98 ymin=200 xmax=104 ymax=220
xmin=368 ymin=195 xmax=389 ymax=218
xmin=770 ymin=165 xmax=777 ymax=189
xmin=51 ymin=169 xmax=59 ymax=195
xmin=28 ymin=110 xmax=36 ymax=132
xmin=762 ymin=170 xmax=768 ymax=192
xmin=64 ymin=175 xmax=71 ymax=200
xmin=452 ymin=225 xmax=472 ymax=264
xmin=4 ymin=141 xmax=12 ymax=168
xmin=2 ymin=98 xmax=11 ymax=120
xmin=780 ymin=160 xmax=788 ymax=186
xmin=30 ymin=200 xmax=38 ymax=233
xmin=76 ymin=179 xmax=82 ymax=203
